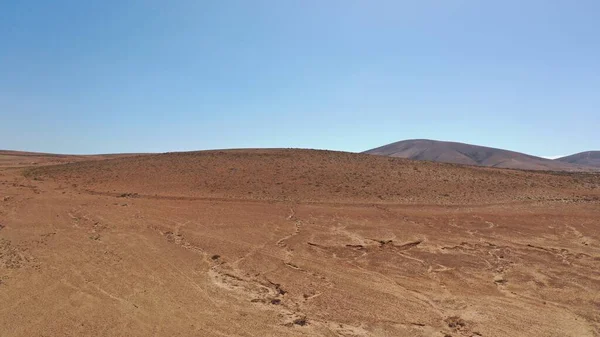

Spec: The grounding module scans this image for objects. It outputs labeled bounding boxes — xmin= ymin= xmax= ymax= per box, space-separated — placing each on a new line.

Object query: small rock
xmin=293 ymin=317 xmax=307 ymax=326
xmin=494 ymin=275 xmax=506 ymax=284
xmin=445 ymin=316 xmax=466 ymax=329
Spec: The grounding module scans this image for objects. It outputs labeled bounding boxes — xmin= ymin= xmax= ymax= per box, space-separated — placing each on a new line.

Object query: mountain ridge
xmin=556 ymin=151 xmax=600 ymax=168
xmin=364 ymin=139 xmax=597 ymax=171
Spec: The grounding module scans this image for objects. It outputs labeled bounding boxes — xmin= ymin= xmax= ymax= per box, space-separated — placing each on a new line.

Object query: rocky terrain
xmin=1 ymin=149 xmax=599 ymax=336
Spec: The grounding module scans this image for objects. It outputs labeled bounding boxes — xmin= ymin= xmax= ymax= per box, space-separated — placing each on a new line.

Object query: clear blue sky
xmin=1 ymin=1 xmax=598 ymax=156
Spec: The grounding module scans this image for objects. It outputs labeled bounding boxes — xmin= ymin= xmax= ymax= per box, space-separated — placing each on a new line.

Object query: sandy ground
xmin=1 ymin=150 xmax=599 ymax=336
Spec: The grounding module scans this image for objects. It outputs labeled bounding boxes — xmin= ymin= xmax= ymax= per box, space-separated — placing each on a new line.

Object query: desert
xmin=1 ymin=149 xmax=599 ymax=336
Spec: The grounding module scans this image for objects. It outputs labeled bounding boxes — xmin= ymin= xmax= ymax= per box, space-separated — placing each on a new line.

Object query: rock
xmin=494 ymin=274 xmax=506 ymax=284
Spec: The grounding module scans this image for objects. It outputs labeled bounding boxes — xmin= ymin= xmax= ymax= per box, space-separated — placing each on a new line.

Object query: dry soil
xmin=1 ymin=149 xmax=599 ymax=336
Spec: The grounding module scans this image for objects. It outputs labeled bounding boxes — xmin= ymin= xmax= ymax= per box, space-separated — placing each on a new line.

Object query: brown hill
xmin=0 ymin=150 xmax=146 ymax=168
xmin=29 ymin=149 xmax=600 ymax=205
xmin=556 ymin=151 xmax=600 ymax=167
xmin=364 ymin=139 xmax=594 ymax=171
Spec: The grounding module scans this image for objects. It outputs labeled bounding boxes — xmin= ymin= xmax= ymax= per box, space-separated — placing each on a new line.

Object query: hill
xmin=556 ymin=151 xmax=600 ymax=167
xmin=0 ymin=150 xmax=145 ymax=168
xmin=29 ymin=149 xmax=600 ymax=205
xmin=363 ymin=139 xmax=593 ymax=171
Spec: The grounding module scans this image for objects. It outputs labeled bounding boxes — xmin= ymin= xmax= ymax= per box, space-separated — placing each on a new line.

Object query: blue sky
xmin=1 ymin=1 xmax=598 ymax=156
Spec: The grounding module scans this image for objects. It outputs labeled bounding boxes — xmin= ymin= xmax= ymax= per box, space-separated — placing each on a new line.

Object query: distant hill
xmin=0 ymin=150 xmax=145 ymax=168
xmin=28 ymin=148 xmax=600 ymax=205
xmin=556 ymin=151 xmax=600 ymax=168
xmin=363 ymin=139 xmax=595 ymax=171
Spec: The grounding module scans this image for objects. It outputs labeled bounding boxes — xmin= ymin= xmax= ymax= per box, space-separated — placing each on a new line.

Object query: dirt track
xmin=1 ymin=150 xmax=599 ymax=336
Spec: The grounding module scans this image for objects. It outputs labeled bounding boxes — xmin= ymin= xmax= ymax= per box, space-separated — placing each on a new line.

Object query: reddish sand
xmin=1 ymin=149 xmax=599 ymax=336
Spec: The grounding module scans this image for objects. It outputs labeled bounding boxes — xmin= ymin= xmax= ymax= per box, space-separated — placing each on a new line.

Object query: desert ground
xmin=0 ymin=149 xmax=599 ymax=337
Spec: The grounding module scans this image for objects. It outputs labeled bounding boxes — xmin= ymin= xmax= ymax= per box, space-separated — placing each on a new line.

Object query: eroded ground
xmin=0 ymin=150 xmax=599 ymax=336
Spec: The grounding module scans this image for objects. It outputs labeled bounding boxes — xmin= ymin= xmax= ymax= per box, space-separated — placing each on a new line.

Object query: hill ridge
xmin=556 ymin=151 xmax=600 ymax=168
xmin=364 ymin=139 xmax=596 ymax=171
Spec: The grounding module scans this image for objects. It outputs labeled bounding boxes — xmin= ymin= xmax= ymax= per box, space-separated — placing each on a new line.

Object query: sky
xmin=1 ymin=1 xmax=599 ymax=156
